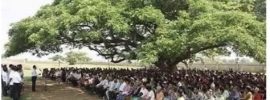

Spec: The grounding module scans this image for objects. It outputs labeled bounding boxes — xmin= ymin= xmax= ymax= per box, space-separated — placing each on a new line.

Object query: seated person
xmin=116 ymin=79 xmax=131 ymax=100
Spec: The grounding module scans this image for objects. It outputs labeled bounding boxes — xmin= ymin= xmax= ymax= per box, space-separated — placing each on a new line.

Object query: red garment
xmin=253 ymin=93 xmax=263 ymax=100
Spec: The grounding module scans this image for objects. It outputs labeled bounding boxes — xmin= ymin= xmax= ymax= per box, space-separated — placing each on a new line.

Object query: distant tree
xmin=49 ymin=54 xmax=64 ymax=61
xmin=65 ymin=51 xmax=91 ymax=65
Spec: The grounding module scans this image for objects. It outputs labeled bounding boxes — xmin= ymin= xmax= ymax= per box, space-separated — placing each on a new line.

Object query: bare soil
xmin=3 ymin=79 xmax=100 ymax=100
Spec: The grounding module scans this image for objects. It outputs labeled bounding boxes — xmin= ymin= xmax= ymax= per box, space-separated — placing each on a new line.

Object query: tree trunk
xmin=153 ymin=54 xmax=192 ymax=72
xmin=154 ymin=59 xmax=179 ymax=72
xmin=182 ymin=61 xmax=189 ymax=68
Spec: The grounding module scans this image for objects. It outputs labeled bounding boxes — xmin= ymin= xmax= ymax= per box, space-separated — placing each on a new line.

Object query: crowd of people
xmin=1 ymin=64 xmax=39 ymax=100
xmin=1 ymin=64 xmax=24 ymax=100
xmin=42 ymin=67 xmax=266 ymax=100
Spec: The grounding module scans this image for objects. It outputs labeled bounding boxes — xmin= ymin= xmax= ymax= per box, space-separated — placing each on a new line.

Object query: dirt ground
xmin=2 ymin=79 xmax=100 ymax=100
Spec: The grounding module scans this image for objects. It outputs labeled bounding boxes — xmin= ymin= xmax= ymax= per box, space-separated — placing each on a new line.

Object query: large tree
xmin=5 ymin=0 xmax=265 ymax=70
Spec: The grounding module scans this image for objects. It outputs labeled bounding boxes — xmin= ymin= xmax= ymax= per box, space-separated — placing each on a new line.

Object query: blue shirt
xmin=228 ymin=90 xmax=240 ymax=100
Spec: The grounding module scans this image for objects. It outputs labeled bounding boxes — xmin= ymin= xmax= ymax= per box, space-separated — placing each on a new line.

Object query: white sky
xmin=0 ymin=0 xmax=105 ymax=61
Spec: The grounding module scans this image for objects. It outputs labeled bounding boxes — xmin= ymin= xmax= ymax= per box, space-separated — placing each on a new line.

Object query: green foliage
xmin=254 ymin=0 xmax=266 ymax=21
xmin=65 ymin=51 xmax=91 ymax=65
xmin=5 ymin=0 xmax=266 ymax=68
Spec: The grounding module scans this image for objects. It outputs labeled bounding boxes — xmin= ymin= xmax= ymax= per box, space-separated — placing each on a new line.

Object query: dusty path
xmin=3 ymin=78 xmax=100 ymax=100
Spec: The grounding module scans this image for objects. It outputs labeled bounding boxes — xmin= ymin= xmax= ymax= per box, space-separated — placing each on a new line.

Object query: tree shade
xmin=5 ymin=0 xmax=265 ymax=70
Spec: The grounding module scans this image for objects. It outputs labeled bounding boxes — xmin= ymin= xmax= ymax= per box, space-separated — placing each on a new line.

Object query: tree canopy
xmin=5 ymin=0 xmax=265 ymax=70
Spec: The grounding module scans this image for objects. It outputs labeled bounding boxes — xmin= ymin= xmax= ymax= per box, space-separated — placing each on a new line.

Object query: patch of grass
xmin=23 ymin=77 xmax=32 ymax=84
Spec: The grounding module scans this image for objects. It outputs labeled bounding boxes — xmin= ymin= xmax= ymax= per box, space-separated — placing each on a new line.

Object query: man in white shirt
xmin=114 ymin=79 xmax=121 ymax=91
xmin=74 ymin=72 xmax=81 ymax=86
xmin=74 ymin=72 xmax=81 ymax=80
xmin=32 ymin=65 xmax=38 ymax=92
xmin=105 ymin=78 xmax=116 ymax=100
xmin=118 ymin=81 xmax=127 ymax=92
xmin=9 ymin=66 xmax=23 ymax=100
xmin=139 ymin=84 xmax=149 ymax=99
xmin=1 ymin=64 xmax=8 ymax=96
xmin=96 ymin=77 xmax=108 ymax=88
xmin=96 ymin=76 xmax=109 ymax=97
xmin=108 ymin=79 xmax=122 ymax=99
xmin=55 ymin=70 xmax=62 ymax=84
xmin=148 ymin=89 xmax=155 ymax=100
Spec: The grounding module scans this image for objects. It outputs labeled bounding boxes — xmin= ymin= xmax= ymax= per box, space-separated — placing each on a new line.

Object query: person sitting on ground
xmin=242 ymin=86 xmax=253 ymax=100
xmin=139 ymin=84 xmax=149 ymax=100
xmin=156 ymin=85 xmax=164 ymax=100
xmin=147 ymin=85 xmax=155 ymax=100
xmin=116 ymin=79 xmax=131 ymax=100
xmin=95 ymin=76 xmax=108 ymax=97
xmin=228 ymin=86 xmax=241 ymax=100
xmin=105 ymin=78 xmax=117 ymax=100
xmin=253 ymin=87 xmax=263 ymax=100
xmin=42 ymin=67 xmax=266 ymax=100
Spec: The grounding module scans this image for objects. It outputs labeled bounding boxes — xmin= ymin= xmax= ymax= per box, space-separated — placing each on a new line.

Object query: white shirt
xmin=140 ymin=87 xmax=149 ymax=98
xmin=1 ymin=71 xmax=8 ymax=83
xmin=32 ymin=69 xmax=38 ymax=76
xmin=68 ymin=72 xmax=73 ymax=79
xmin=89 ymin=78 xmax=94 ymax=84
xmin=74 ymin=73 xmax=81 ymax=80
xmin=218 ymin=90 xmax=229 ymax=100
xmin=108 ymin=81 xmax=116 ymax=91
xmin=208 ymin=96 xmax=215 ymax=100
xmin=211 ymin=83 xmax=215 ymax=89
xmin=96 ymin=79 xmax=108 ymax=88
xmin=178 ymin=81 xmax=182 ymax=87
xmin=148 ymin=90 xmax=155 ymax=100
xmin=114 ymin=81 xmax=121 ymax=90
xmin=118 ymin=82 xmax=127 ymax=92
xmin=177 ymin=97 xmax=185 ymax=100
xmin=55 ymin=71 xmax=61 ymax=77
xmin=9 ymin=71 xmax=22 ymax=85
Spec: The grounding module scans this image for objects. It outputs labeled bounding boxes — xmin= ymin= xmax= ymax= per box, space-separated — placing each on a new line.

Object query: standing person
xmin=8 ymin=64 xmax=14 ymax=98
xmin=9 ymin=66 xmax=23 ymax=100
xmin=17 ymin=64 xmax=24 ymax=96
xmin=1 ymin=64 xmax=8 ymax=96
xmin=17 ymin=64 xmax=24 ymax=79
xmin=32 ymin=65 xmax=38 ymax=92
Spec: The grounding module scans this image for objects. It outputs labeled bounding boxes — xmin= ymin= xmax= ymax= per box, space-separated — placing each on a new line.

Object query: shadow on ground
xmin=2 ymin=78 xmax=99 ymax=100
